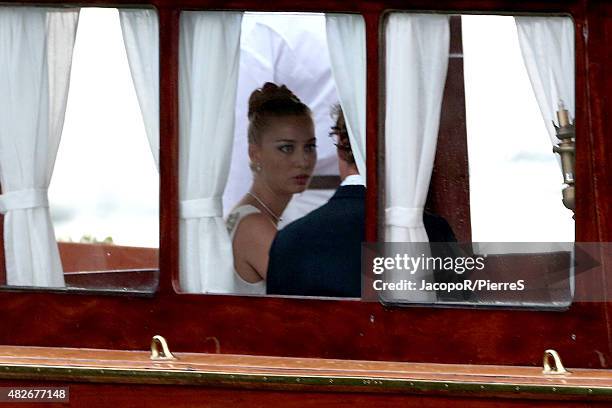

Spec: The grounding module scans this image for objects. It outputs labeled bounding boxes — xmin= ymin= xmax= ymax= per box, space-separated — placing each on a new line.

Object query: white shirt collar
xmin=340 ymin=174 xmax=365 ymax=187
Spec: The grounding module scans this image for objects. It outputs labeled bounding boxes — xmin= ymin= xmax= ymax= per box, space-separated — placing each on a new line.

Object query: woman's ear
xmin=248 ymin=143 xmax=261 ymax=169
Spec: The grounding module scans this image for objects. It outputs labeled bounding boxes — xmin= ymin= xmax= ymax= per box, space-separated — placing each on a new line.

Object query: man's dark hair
xmin=329 ymin=104 xmax=355 ymax=165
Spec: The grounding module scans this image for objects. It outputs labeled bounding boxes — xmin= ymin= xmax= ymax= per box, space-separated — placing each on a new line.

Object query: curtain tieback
xmin=0 ymin=188 xmax=49 ymax=214
xmin=180 ymin=197 xmax=223 ymax=219
xmin=385 ymin=206 xmax=424 ymax=228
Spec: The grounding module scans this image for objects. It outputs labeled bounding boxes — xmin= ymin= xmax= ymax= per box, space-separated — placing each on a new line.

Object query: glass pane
xmin=178 ymin=12 xmax=366 ymax=297
xmin=0 ymin=7 xmax=159 ymax=293
xmin=379 ymin=13 xmax=576 ymax=308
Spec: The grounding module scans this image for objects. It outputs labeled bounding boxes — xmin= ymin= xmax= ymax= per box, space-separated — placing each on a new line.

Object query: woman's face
xmin=250 ymin=115 xmax=317 ymax=195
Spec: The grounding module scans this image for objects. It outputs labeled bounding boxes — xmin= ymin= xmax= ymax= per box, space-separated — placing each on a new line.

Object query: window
xmin=178 ymin=11 xmax=366 ymax=297
xmin=0 ymin=7 xmax=159 ymax=293
xmin=376 ymin=12 xmax=576 ymax=307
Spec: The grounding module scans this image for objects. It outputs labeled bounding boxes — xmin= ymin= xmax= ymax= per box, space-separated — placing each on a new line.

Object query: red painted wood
xmin=0 ymin=240 xmax=157 ymax=287
xmin=0 ymin=0 xmax=609 ymax=375
xmin=58 ymin=243 xmax=157 ymax=273
xmin=1 ymin=379 xmax=611 ymax=407
xmin=581 ymin=0 xmax=612 ymax=364
xmin=63 ymin=270 xmax=158 ymax=291
xmin=427 ymin=16 xmax=472 ymax=242
xmin=364 ymin=7 xmax=379 ymax=245
xmin=158 ymin=7 xmax=180 ymax=296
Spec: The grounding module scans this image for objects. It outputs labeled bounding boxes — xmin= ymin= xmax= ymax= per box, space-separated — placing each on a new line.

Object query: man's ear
xmin=335 ymin=146 xmax=352 ymax=165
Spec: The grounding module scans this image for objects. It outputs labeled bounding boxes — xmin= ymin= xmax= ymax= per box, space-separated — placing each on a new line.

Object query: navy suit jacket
xmin=267 ymin=185 xmax=365 ymax=297
xmin=266 ymin=185 xmax=457 ymax=297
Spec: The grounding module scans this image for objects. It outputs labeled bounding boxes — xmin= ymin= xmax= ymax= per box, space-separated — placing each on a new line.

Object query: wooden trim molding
xmin=1 ymin=346 xmax=611 ymax=400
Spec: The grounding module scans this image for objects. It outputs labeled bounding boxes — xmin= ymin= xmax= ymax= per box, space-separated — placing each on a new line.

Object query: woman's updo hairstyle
xmin=247 ymin=82 xmax=312 ymax=144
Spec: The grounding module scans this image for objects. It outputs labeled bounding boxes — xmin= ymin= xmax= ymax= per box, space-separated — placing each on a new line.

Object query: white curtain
xmin=383 ymin=14 xmax=449 ymax=303
xmin=326 ymin=14 xmax=367 ymax=180
xmin=179 ymin=11 xmax=243 ymax=293
xmin=385 ymin=13 xmax=450 ymax=242
xmin=516 ymin=17 xmax=575 ymax=301
xmin=120 ymin=9 xmax=160 ymax=169
xmin=0 ymin=7 xmax=79 ymax=287
xmin=515 ymin=17 xmax=574 ymax=146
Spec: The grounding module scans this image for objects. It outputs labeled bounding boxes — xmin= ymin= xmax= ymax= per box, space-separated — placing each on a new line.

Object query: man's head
xmin=330 ymin=105 xmax=359 ymax=180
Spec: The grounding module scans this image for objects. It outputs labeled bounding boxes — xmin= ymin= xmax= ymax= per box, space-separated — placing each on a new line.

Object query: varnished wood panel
xmin=2 ymin=344 xmax=612 ymax=387
xmin=0 ymin=0 xmax=609 ymax=376
xmin=1 ymin=345 xmax=612 ymax=403
xmin=581 ymin=0 xmax=612 ymax=368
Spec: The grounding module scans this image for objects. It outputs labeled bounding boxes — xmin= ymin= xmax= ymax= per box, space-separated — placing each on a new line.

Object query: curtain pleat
xmin=0 ymin=7 xmax=79 ymax=287
xmin=515 ymin=17 xmax=575 ymax=148
xmin=383 ymin=13 xmax=450 ymax=303
xmin=179 ymin=11 xmax=243 ymax=293
xmin=325 ymin=14 xmax=367 ymax=181
xmin=119 ymin=9 xmax=160 ymax=169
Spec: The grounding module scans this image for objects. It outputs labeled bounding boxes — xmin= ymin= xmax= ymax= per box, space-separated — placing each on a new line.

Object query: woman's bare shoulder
xmin=226 ymin=204 xmax=259 ymax=234
xmin=232 ymin=212 xmax=277 ymax=280
xmin=234 ymin=212 xmax=276 ymax=240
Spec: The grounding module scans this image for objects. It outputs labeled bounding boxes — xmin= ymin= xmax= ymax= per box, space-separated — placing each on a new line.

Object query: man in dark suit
xmin=267 ymin=107 xmax=457 ymax=298
xmin=267 ymin=106 xmax=364 ymax=297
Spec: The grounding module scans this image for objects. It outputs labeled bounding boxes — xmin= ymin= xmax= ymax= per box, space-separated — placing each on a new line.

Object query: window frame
xmin=0 ymin=5 xmax=161 ymax=293
xmin=377 ymin=10 xmax=578 ymax=309
xmin=0 ymin=0 xmax=608 ymax=370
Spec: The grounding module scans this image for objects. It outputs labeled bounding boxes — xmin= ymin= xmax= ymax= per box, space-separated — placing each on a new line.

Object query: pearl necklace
xmin=247 ymin=191 xmax=283 ymax=224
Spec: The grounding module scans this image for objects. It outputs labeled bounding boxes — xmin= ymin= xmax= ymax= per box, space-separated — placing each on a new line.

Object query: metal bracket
xmin=542 ymin=349 xmax=568 ymax=375
xmin=553 ymin=103 xmax=576 ymax=212
xmin=150 ymin=335 xmax=176 ymax=361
